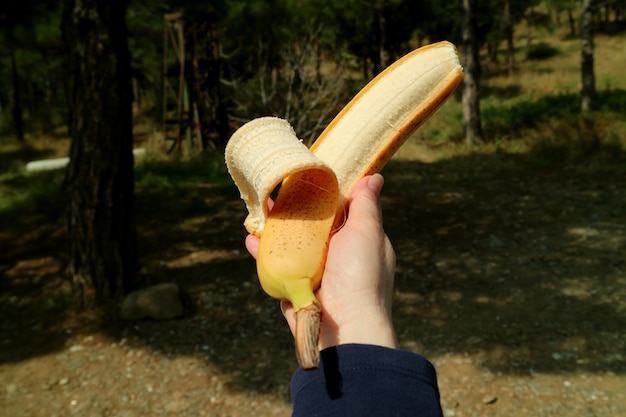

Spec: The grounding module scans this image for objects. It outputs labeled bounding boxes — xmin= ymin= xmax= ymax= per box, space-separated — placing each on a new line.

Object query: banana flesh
xmin=225 ymin=117 xmax=336 ymax=236
xmin=225 ymin=41 xmax=464 ymax=369
xmin=311 ymin=41 xmax=464 ymax=212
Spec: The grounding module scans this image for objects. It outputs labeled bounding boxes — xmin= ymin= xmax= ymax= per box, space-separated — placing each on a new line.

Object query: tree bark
xmin=378 ymin=0 xmax=390 ymax=70
xmin=581 ymin=0 xmax=596 ymax=112
xmin=504 ymin=0 xmax=516 ymax=77
xmin=462 ymin=0 xmax=484 ymax=144
xmin=192 ymin=9 xmax=229 ymax=151
xmin=568 ymin=8 xmax=577 ymax=36
xmin=62 ymin=0 xmax=138 ymax=307
xmin=10 ymin=52 xmax=25 ymax=143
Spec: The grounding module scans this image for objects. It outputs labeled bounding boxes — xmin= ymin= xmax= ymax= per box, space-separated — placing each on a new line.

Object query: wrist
xmin=319 ymin=307 xmax=397 ymax=350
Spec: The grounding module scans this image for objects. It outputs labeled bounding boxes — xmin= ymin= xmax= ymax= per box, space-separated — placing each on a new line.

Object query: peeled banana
xmin=225 ymin=41 xmax=463 ymax=369
xmin=226 ymin=118 xmax=338 ymax=368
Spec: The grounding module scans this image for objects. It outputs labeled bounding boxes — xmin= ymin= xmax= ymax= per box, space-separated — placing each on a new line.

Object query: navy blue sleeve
xmin=290 ymin=344 xmax=443 ymax=417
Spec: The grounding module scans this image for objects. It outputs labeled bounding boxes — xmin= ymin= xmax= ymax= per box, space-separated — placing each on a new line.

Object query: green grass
xmin=0 ymin=138 xmax=232 ymax=231
xmin=401 ymin=28 xmax=626 ymax=173
xmin=135 ymin=152 xmax=230 ymax=190
xmin=0 ymin=172 xmax=64 ymax=220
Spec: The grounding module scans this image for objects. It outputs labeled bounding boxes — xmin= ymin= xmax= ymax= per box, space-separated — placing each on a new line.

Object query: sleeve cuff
xmin=291 ymin=344 xmax=443 ymax=417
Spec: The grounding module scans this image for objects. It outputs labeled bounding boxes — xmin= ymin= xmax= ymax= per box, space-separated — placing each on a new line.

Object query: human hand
xmin=245 ymin=173 xmax=397 ymax=350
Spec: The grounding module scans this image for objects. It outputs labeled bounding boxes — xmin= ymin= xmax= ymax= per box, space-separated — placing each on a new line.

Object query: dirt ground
xmin=1 ymin=144 xmax=625 ymax=417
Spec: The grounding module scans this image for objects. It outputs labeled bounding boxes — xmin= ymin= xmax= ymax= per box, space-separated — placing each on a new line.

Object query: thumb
xmin=280 ymin=300 xmax=297 ymax=337
xmin=344 ymin=174 xmax=385 ymax=228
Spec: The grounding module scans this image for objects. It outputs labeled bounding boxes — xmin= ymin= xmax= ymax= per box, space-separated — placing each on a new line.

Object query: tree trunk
xmin=462 ymin=0 xmax=484 ymax=144
xmin=361 ymin=46 xmax=370 ymax=80
xmin=10 ymin=52 xmax=25 ymax=143
xmin=487 ymin=42 xmax=499 ymax=65
xmin=527 ymin=6 xmax=535 ymax=49
xmin=62 ymin=0 xmax=138 ymax=307
xmin=378 ymin=0 xmax=390 ymax=70
xmin=602 ymin=3 xmax=609 ymax=31
xmin=568 ymin=8 xmax=577 ymax=36
xmin=504 ymin=0 xmax=515 ymax=77
xmin=581 ymin=0 xmax=596 ymax=112
xmin=201 ymin=9 xmax=229 ymax=150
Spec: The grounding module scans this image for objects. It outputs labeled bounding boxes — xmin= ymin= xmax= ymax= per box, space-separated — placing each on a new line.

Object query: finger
xmin=366 ymin=172 xmax=385 ymax=195
xmin=245 ymin=234 xmax=260 ymax=259
xmin=345 ymin=174 xmax=385 ymax=227
xmin=280 ymin=300 xmax=297 ymax=337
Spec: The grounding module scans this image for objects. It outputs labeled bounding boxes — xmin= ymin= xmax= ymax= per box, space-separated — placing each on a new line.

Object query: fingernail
xmin=368 ymin=173 xmax=384 ymax=194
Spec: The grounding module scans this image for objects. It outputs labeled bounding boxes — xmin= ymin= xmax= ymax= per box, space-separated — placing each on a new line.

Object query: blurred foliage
xmin=1 ymin=0 xmax=626 ymax=143
xmin=526 ymin=42 xmax=561 ymax=60
xmin=483 ymin=89 xmax=626 ymax=135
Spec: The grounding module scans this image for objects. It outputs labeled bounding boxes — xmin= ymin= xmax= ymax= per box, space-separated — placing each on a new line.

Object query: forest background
xmin=3 ymin=0 xmax=624 ymax=148
xmin=3 ymin=0 xmax=625 ymax=303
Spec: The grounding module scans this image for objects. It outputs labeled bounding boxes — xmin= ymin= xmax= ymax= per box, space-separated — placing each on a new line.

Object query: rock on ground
xmin=120 ymin=283 xmax=183 ymax=320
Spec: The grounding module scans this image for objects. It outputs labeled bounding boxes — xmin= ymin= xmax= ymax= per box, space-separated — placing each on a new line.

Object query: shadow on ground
xmin=1 ymin=137 xmax=625 ymax=398
xmin=383 ymin=149 xmax=626 ymax=376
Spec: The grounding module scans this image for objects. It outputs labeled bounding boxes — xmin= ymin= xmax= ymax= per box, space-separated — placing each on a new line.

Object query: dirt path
xmin=1 ymin=145 xmax=625 ymax=416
